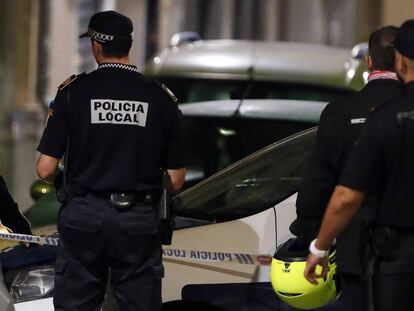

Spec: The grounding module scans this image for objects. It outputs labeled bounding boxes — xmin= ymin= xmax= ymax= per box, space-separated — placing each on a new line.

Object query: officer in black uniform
xmin=304 ymin=20 xmax=414 ymax=311
xmin=0 ymin=175 xmax=31 ymax=234
xmin=290 ymin=26 xmax=402 ymax=310
xmin=36 ymin=11 xmax=186 ymax=311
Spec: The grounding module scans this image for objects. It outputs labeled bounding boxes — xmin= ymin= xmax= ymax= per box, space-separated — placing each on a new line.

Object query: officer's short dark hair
xmin=99 ymin=39 xmax=132 ymax=58
xmin=394 ymin=20 xmax=414 ymax=60
xmin=368 ymin=25 xmax=399 ymax=71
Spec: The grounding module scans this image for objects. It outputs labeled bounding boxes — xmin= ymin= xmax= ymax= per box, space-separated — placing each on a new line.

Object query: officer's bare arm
xmin=167 ymin=168 xmax=186 ymax=191
xmin=314 ymin=185 xmax=365 ymax=251
xmin=36 ymin=154 xmax=61 ymax=183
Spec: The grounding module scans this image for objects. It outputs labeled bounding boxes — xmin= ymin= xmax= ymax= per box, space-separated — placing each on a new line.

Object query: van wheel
xmin=162 ymin=300 xmax=225 ymax=311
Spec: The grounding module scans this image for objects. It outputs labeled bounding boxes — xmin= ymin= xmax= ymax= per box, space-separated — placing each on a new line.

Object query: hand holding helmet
xmin=304 ymin=238 xmax=330 ymax=284
xmin=304 ymin=253 xmax=329 ymax=285
xmin=271 ymin=237 xmax=338 ymax=310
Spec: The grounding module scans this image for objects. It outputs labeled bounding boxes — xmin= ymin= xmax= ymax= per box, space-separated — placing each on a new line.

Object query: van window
xmin=177 ymin=128 xmax=316 ymax=223
xmin=182 ymin=116 xmax=315 ymax=188
xmin=160 ymin=78 xmax=352 ymax=104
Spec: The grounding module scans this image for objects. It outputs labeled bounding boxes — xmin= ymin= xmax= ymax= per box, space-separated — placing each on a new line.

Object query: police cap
xmin=394 ymin=19 xmax=414 ymax=59
xmin=79 ymin=10 xmax=134 ymax=44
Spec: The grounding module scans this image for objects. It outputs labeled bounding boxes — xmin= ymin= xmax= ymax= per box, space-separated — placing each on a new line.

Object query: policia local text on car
xmin=36 ymin=11 xmax=186 ymax=311
xmin=304 ymin=20 xmax=414 ymax=311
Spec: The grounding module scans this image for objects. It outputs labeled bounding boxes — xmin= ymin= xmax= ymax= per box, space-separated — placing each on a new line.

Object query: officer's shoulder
xmin=57 ymin=72 xmax=87 ymax=91
xmin=150 ymin=79 xmax=178 ymax=103
xmin=369 ymin=95 xmax=403 ymax=118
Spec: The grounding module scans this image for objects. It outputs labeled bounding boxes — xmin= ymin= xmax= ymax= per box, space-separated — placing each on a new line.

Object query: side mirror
xmin=30 ymin=179 xmax=54 ymax=201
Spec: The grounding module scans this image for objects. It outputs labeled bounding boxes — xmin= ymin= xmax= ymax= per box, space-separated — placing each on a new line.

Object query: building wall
xmin=0 ymin=1 xmax=43 ymax=211
xmin=381 ymin=0 xmax=414 ymax=26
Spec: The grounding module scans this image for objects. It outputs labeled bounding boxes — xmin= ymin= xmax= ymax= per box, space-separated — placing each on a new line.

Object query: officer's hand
xmin=304 ymin=254 xmax=329 ymax=285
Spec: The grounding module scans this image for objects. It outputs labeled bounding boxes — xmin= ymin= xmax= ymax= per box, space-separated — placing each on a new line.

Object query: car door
xmin=162 ymin=128 xmax=317 ymax=306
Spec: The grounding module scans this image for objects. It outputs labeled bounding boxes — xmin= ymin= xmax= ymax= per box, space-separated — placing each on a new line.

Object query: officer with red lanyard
xmin=304 ymin=20 xmax=414 ymax=311
xmin=36 ymin=11 xmax=185 ymax=311
xmin=290 ymin=26 xmax=402 ymax=310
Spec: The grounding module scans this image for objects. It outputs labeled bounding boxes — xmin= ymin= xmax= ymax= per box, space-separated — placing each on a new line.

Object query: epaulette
xmin=58 ymin=72 xmax=86 ymax=91
xmin=161 ymin=84 xmax=178 ymax=103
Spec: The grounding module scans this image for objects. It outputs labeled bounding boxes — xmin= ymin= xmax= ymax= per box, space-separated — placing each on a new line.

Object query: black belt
xmin=91 ymin=192 xmax=159 ymax=209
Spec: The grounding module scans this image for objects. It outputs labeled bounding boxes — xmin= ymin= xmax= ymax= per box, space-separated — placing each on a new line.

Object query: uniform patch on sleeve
xmin=161 ymin=84 xmax=178 ymax=102
xmin=45 ymin=108 xmax=54 ymax=127
xmin=90 ymin=99 xmax=149 ymax=127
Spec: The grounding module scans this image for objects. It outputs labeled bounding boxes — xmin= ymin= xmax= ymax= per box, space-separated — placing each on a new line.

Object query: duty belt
xmin=109 ymin=192 xmax=159 ymax=209
xmin=85 ymin=191 xmax=158 ymax=208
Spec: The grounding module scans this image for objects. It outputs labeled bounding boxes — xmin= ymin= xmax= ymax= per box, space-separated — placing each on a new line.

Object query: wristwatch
xmin=309 ymin=239 xmax=329 ymax=258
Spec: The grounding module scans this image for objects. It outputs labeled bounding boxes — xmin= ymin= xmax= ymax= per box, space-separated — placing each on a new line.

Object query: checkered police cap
xmin=79 ymin=10 xmax=134 ymax=43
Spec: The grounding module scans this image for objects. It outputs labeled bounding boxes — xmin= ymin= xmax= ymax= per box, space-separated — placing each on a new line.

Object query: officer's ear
xmin=365 ymin=54 xmax=374 ymax=71
xmin=91 ymin=40 xmax=103 ymax=61
xmin=395 ymin=52 xmax=407 ymax=79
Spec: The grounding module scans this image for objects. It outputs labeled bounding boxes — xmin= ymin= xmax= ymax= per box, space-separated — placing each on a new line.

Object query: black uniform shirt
xmin=292 ymin=79 xmax=402 ymax=237
xmin=38 ymin=63 xmax=185 ymax=192
xmin=340 ymin=81 xmax=414 ymax=228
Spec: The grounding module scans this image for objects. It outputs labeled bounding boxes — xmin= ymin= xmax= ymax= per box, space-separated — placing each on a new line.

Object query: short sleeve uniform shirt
xmin=37 ymin=64 xmax=185 ymax=193
xmin=340 ymin=82 xmax=414 ymax=228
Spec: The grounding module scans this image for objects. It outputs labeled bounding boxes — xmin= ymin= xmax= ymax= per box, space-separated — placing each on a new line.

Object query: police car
xmin=1 ymin=35 xmax=368 ymax=309
xmin=0 ymin=99 xmax=346 ymax=311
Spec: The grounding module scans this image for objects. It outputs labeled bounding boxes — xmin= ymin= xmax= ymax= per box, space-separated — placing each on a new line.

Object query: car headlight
xmin=9 ymin=265 xmax=54 ymax=303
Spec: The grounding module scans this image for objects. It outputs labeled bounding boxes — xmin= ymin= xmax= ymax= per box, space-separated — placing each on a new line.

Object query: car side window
xmin=176 ymin=128 xmax=317 ymax=224
xmin=182 ymin=116 xmax=315 ymax=188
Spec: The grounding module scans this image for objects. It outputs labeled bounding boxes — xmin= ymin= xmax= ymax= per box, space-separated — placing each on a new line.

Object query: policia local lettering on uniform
xmin=91 ymin=100 xmax=148 ymax=125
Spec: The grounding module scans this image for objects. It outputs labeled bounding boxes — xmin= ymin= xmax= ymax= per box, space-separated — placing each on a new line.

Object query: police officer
xmin=0 ymin=175 xmax=31 ymax=234
xmin=291 ymin=25 xmax=402 ymax=310
xmin=304 ymin=20 xmax=414 ymax=311
xmin=36 ymin=11 xmax=186 ymax=311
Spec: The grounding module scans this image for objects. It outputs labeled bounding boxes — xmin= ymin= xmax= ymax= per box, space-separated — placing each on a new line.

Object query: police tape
xmin=0 ymin=232 xmax=273 ymax=265
xmin=0 ymin=232 xmax=59 ymax=246
xmin=163 ymin=248 xmax=272 ymax=266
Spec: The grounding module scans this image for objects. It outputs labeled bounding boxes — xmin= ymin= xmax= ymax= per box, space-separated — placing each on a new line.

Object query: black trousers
xmin=339 ymin=273 xmax=370 ymax=311
xmin=54 ymin=194 xmax=163 ymax=311
xmin=373 ymin=273 xmax=414 ymax=311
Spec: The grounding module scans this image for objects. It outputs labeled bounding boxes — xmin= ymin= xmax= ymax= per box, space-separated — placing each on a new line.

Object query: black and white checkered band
xmin=88 ymin=28 xmax=114 ymax=43
xmin=97 ymin=63 xmax=139 ymax=72
xmin=88 ymin=28 xmax=134 ymax=43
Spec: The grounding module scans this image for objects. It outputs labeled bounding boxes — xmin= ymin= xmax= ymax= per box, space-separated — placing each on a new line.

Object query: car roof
xmin=146 ymin=40 xmax=366 ymax=91
xmin=180 ymin=99 xmax=328 ymax=123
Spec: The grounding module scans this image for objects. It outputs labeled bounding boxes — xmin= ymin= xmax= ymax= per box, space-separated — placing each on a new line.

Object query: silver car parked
xmin=146 ymin=32 xmax=367 ymax=104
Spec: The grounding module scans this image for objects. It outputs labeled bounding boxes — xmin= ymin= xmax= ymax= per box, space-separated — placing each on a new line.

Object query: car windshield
xmin=176 ymin=128 xmax=316 ymax=223
xmin=160 ymin=78 xmax=352 ymax=103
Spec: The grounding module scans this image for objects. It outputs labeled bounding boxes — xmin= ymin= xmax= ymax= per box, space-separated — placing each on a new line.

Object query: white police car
xmin=0 ymin=98 xmax=347 ymax=311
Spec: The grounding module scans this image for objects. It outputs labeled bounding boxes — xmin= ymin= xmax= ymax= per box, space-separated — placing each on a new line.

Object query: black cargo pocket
xmin=152 ymin=264 xmax=165 ymax=280
xmin=120 ymin=220 xmax=158 ymax=235
xmin=64 ymin=219 xmax=101 ymax=232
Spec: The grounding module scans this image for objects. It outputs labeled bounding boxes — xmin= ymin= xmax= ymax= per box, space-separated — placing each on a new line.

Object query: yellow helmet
xmin=271 ymin=238 xmax=338 ymax=310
